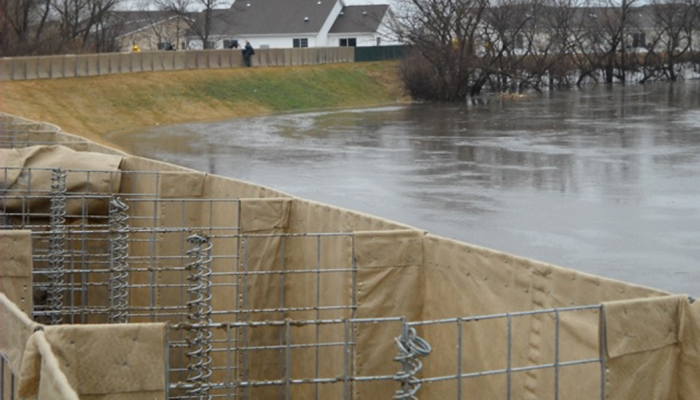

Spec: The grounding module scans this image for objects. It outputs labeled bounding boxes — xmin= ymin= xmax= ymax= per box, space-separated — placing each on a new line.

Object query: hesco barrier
xmin=0 ymin=112 xmax=699 ymax=399
xmin=0 ymin=47 xmax=356 ymax=81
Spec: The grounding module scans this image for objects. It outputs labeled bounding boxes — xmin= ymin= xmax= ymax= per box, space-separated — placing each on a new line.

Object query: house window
xmin=205 ymin=40 xmax=215 ymax=49
xmin=514 ymin=34 xmax=524 ymax=50
xmin=376 ymin=37 xmax=381 ymax=46
xmin=632 ymin=33 xmax=646 ymax=48
xmin=339 ymin=38 xmax=357 ymax=47
xmin=293 ymin=38 xmax=308 ymax=48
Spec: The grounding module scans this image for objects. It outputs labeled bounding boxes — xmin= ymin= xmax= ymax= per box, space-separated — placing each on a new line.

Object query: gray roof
xmin=329 ymin=5 xmax=388 ymax=34
xmin=212 ymin=0 xmax=340 ymax=36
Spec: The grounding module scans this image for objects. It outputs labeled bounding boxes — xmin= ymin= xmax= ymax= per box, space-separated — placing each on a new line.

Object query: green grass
xmin=183 ymin=65 xmax=400 ymax=111
xmin=0 ymin=61 xmax=407 ymax=143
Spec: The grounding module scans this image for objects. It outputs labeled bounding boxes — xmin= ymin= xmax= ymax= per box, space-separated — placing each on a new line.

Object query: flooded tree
xmin=576 ymin=0 xmax=639 ymax=84
xmin=526 ymin=0 xmax=581 ymax=88
xmin=393 ymin=0 xmax=700 ymax=98
xmin=480 ymin=0 xmax=536 ymax=91
xmin=638 ymin=0 xmax=699 ymax=82
xmin=393 ymin=0 xmax=492 ymax=100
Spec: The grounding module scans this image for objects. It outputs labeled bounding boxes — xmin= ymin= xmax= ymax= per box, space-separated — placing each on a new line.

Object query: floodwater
xmin=107 ymin=82 xmax=700 ymax=296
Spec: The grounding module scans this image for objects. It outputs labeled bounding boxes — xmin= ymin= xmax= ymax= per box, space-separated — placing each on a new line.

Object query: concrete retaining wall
xmin=0 ymin=47 xmax=355 ymax=81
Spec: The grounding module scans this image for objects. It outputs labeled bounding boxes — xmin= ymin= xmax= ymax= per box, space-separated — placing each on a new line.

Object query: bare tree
xmin=0 ymin=0 xmax=52 ymax=55
xmin=45 ymin=0 xmax=122 ymax=53
xmin=393 ymin=0 xmax=492 ymax=100
xmin=528 ymin=0 xmax=581 ymax=88
xmin=156 ymin=0 xmax=225 ymax=49
xmin=593 ymin=0 xmax=639 ymax=83
xmin=639 ymin=0 xmax=698 ymax=82
xmin=480 ymin=0 xmax=538 ymax=91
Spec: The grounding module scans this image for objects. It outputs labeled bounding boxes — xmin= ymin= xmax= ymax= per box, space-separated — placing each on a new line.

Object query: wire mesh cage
xmin=7 ymin=115 xmax=693 ymax=400
xmin=0 ymin=162 xmax=611 ymax=400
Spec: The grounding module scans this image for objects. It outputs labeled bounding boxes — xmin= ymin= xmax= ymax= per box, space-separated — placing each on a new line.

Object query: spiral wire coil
xmin=48 ymin=168 xmax=67 ymax=325
xmin=186 ymin=233 xmax=214 ymax=399
xmin=393 ymin=326 xmax=432 ymax=400
xmin=108 ymin=196 xmax=130 ymax=323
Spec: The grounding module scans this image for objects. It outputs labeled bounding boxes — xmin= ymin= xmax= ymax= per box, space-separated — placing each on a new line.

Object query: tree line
xmin=0 ymin=0 xmax=229 ymax=56
xmin=3 ymin=0 xmax=699 ymax=101
xmin=391 ymin=0 xmax=700 ymax=101
xmin=0 ymin=0 xmax=121 ymax=55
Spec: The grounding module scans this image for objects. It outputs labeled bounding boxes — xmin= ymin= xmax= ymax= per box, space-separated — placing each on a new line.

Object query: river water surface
xmin=107 ymin=83 xmax=700 ymax=296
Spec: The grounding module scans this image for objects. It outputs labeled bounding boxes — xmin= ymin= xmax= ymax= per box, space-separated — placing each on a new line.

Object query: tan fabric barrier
xmin=1 ymin=227 xmax=167 ymax=400
xmin=18 ymin=330 xmax=79 ymax=400
xmin=354 ymin=230 xmax=424 ymax=399
xmin=0 ymin=293 xmax=36 ymax=375
xmin=0 ymin=230 xmax=33 ymax=316
xmin=0 ymin=229 xmax=35 ymax=399
xmin=604 ymin=296 xmax=700 ymax=400
xmin=417 ymin=234 xmax=672 ymax=399
xmin=0 ymin=145 xmax=122 ymax=215
xmin=19 ymin=324 xmax=166 ymax=400
xmin=1 ymin=296 xmax=166 ymax=400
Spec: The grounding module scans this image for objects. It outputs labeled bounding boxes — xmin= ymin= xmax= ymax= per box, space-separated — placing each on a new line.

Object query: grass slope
xmin=0 ymin=61 xmax=406 ymax=145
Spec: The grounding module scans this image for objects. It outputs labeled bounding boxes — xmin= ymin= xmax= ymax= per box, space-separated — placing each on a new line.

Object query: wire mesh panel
xmin=408 ymin=306 xmax=606 ymax=400
xmin=0 ymin=165 xmax=376 ymax=399
xmin=0 ymin=115 xmax=65 ymax=148
xmin=161 ymin=231 xmax=358 ymax=399
xmin=0 ymin=140 xmax=618 ymax=400
xmin=0 ymin=356 xmax=16 ymax=400
xmin=167 ymin=317 xmax=405 ymax=400
xmin=1 ymin=167 xmax=163 ymax=324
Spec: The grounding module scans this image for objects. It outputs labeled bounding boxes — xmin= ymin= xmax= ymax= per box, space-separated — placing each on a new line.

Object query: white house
xmin=188 ymin=0 xmax=401 ymax=49
xmin=328 ymin=4 xmax=397 ymax=47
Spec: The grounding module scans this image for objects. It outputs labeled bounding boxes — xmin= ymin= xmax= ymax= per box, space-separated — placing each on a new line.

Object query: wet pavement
xmin=107 ymin=82 xmax=700 ymax=296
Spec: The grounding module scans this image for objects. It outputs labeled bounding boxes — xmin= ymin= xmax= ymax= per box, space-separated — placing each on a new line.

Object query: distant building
xmin=109 ymin=11 xmax=190 ymax=52
xmin=186 ymin=0 xmax=401 ymax=50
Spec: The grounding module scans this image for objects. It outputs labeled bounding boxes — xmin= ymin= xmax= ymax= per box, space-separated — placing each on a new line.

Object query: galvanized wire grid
xmin=0 ymin=355 xmax=15 ymax=399
xmin=408 ymin=306 xmax=606 ymax=400
xmin=0 ymin=165 xmax=607 ymax=400
xmin=0 ymin=115 xmax=74 ymax=149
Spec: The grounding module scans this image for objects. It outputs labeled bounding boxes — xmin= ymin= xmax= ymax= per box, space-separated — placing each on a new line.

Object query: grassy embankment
xmin=0 ymin=61 xmax=407 ymax=146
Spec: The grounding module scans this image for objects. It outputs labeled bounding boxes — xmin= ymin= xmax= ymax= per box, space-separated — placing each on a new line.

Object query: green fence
xmin=354 ymin=45 xmax=408 ymax=62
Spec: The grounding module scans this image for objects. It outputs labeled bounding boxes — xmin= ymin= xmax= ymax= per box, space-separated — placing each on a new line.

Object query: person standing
xmin=242 ymin=40 xmax=254 ymax=67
